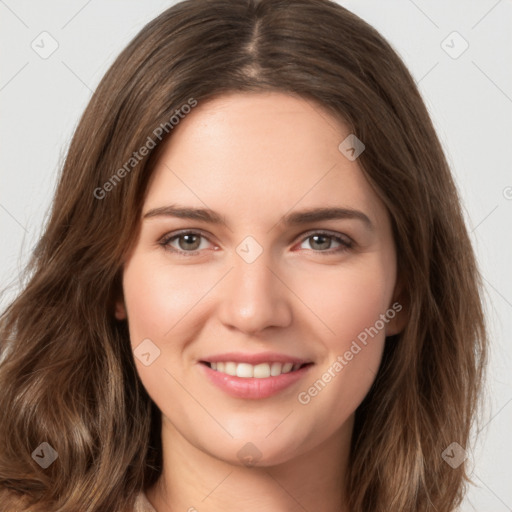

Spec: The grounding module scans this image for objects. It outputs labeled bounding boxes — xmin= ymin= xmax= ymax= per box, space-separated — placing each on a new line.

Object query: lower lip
xmin=199 ymin=362 xmax=313 ymax=399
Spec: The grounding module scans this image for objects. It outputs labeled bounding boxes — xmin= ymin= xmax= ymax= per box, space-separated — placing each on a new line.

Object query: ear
xmin=111 ymin=271 xmax=127 ymax=320
xmin=385 ymin=276 xmax=407 ymax=336
xmin=114 ymin=299 xmax=127 ymax=320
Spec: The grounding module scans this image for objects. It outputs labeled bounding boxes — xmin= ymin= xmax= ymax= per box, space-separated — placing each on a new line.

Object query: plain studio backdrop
xmin=0 ymin=1 xmax=511 ymax=510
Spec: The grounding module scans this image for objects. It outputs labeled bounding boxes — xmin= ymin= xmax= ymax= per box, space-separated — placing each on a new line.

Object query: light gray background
xmin=1 ymin=1 xmax=511 ymax=510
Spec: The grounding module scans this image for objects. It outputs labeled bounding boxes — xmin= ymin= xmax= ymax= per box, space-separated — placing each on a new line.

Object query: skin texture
xmin=115 ymin=92 xmax=405 ymax=512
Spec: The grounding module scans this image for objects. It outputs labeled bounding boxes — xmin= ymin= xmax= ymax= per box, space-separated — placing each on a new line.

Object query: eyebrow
xmin=143 ymin=205 xmax=374 ymax=230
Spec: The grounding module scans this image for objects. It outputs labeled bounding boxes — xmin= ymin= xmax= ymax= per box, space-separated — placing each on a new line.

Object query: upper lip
xmin=200 ymin=352 xmax=313 ymax=365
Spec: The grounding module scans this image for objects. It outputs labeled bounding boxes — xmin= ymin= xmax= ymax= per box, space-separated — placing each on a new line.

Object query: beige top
xmin=133 ymin=490 xmax=158 ymax=512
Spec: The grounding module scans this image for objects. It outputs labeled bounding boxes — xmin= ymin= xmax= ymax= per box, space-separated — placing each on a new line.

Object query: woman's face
xmin=116 ymin=91 xmax=403 ymax=466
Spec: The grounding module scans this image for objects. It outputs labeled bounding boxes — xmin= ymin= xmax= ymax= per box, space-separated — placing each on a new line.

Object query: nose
xmin=217 ymin=248 xmax=293 ymax=335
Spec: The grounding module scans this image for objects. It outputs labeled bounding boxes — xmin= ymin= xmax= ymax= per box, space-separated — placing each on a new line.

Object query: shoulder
xmin=133 ymin=490 xmax=158 ymax=512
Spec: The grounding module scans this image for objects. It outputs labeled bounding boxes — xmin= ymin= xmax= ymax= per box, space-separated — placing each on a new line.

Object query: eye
xmin=297 ymin=231 xmax=353 ymax=254
xmin=159 ymin=229 xmax=353 ymax=257
xmin=159 ymin=230 xmax=214 ymax=256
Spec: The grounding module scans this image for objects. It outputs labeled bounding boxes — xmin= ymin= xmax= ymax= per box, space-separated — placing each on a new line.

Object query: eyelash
xmin=158 ymin=229 xmax=354 ymax=257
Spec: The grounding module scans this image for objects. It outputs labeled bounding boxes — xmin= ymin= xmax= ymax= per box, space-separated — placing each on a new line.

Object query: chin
xmin=202 ymin=433 xmax=309 ymax=468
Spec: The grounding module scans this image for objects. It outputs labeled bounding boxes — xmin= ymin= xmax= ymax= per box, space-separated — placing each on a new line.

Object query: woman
xmin=0 ymin=1 xmax=487 ymax=511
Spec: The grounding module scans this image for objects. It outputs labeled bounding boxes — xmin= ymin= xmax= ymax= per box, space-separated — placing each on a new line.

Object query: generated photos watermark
xmin=93 ymin=98 xmax=198 ymax=200
xmin=297 ymin=301 xmax=402 ymax=405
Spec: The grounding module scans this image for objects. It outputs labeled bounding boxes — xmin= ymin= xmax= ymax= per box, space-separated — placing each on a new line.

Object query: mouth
xmin=198 ymin=357 xmax=315 ymax=399
xmin=200 ymin=360 xmax=313 ymax=378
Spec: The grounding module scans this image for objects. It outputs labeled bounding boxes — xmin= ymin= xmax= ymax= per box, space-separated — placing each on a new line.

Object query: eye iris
xmin=310 ymin=234 xmax=331 ymax=250
xmin=179 ymin=234 xmax=201 ymax=251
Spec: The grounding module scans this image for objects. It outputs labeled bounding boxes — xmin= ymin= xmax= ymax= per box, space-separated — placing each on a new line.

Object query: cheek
xmin=121 ymin=256 xmax=205 ymax=406
xmin=292 ymin=257 xmax=393 ymax=411
xmin=122 ymin=248 xmax=395 ymax=353
xmin=121 ymin=255 xmax=204 ymax=343
xmin=293 ymin=256 xmax=395 ymax=348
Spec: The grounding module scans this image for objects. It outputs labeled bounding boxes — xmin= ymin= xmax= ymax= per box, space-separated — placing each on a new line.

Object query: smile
xmin=199 ymin=360 xmax=314 ymax=399
xmin=205 ymin=361 xmax=308 ymax=378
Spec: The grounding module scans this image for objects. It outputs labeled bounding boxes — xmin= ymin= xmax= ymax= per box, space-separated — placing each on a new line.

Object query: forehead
xmin=144 ymin=92 xmax=388 ymax=231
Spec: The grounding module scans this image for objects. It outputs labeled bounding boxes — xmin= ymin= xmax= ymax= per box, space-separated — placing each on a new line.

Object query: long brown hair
xmin=0 ymin=1 xmax=488 ymax=510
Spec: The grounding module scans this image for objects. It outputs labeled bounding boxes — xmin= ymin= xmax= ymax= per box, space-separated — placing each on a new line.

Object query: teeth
xmin=253 ymin=363 xmax=271 ymax=378
xmin=270 ymin=362 xmax=283 ymax=376
xmin=236 ymin=363 xmax=253 ymax=378
xmin=225 ymin=362 xmax=237 ymax=376
xmin=208 ymin=361 xmax=303 ymax=378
